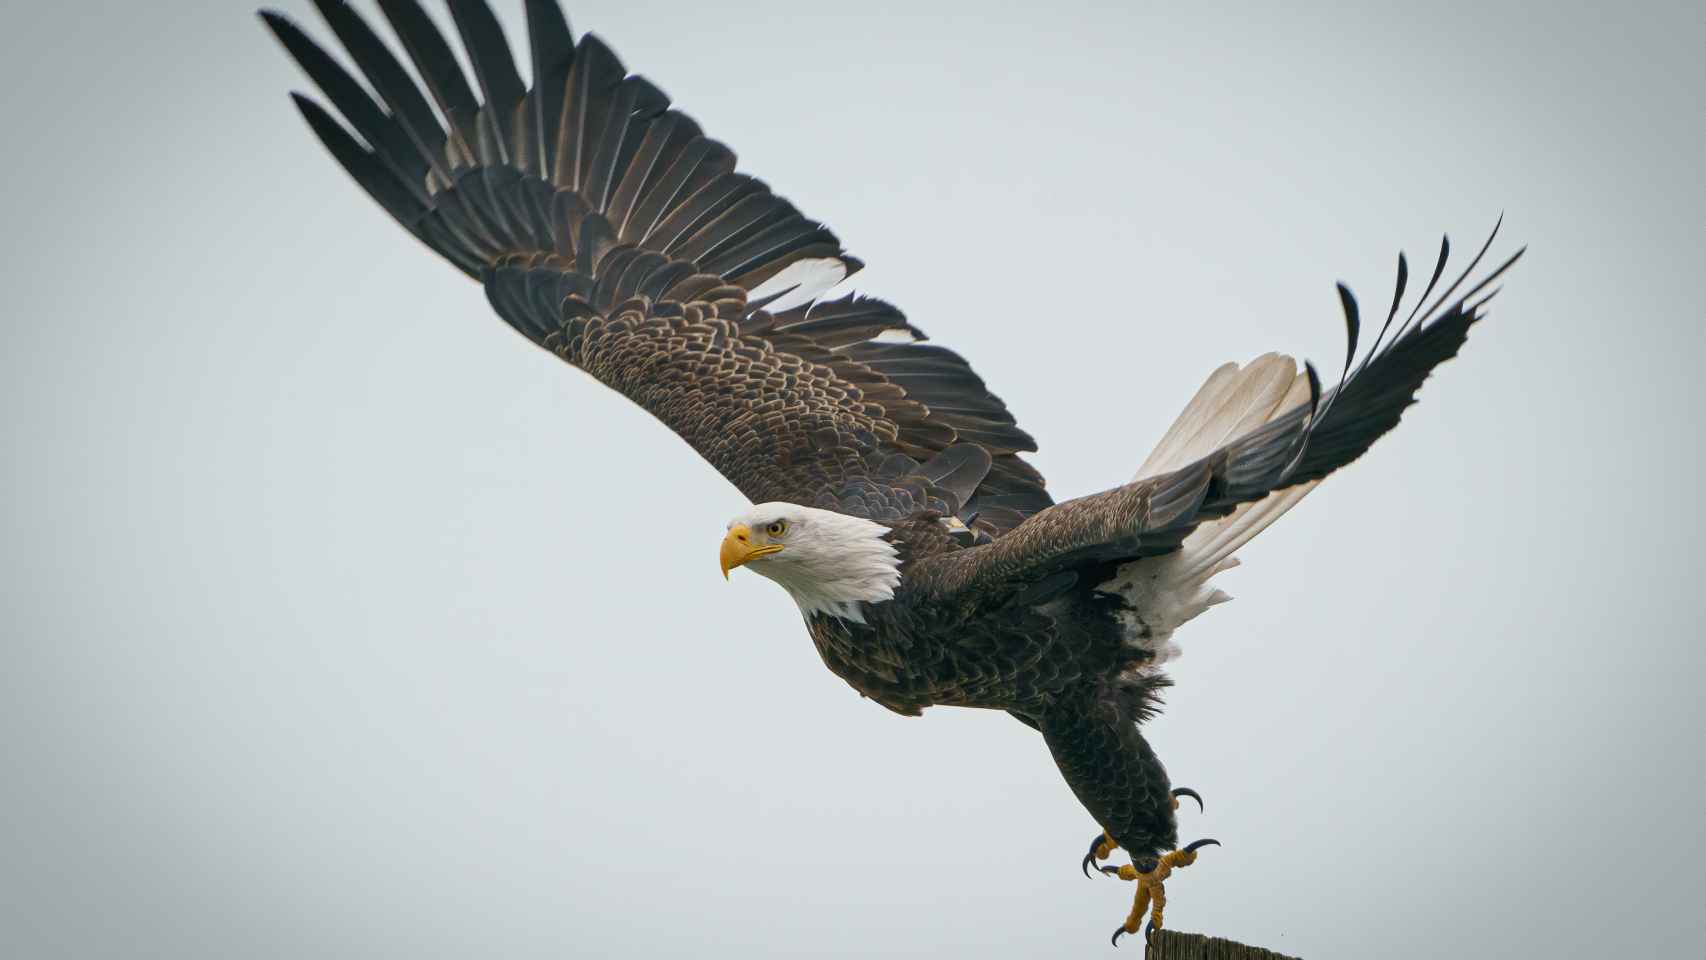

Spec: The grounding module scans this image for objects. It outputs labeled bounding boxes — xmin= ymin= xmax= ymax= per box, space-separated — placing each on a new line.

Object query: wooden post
xmin=1146 ymin=929 xmax=1301 ymax=960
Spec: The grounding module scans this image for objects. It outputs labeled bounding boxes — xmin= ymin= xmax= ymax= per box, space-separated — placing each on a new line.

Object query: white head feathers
xmin=725 ymin=502 xmax=901 ymax=622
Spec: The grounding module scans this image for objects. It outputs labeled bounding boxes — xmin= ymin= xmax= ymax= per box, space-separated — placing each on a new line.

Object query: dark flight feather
xmin=306 ymin=0 xmax=456 ymax=179
xmin=523 ymin=0 xmax=574 ymax=173
xmin=375 ymin=0 xmax=483 ymax=159
xmin=447 ymin=0 xmax=528 ymax=158
xmin=262 ymin=13 xmax=434 ymax=207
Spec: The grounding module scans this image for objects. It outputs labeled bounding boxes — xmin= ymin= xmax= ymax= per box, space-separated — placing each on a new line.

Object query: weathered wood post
xmin=1146 ymin=929 xmax=1302 ymax=960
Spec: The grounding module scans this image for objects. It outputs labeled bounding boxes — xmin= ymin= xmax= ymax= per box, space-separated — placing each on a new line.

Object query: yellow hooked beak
xmin=720 ymin=524 xmax=783 ymax=579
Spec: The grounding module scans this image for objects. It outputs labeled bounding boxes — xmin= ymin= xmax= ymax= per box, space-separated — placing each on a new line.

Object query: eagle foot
xmin=1080 ymin=789 xmax=1202 ymax=879
xmin=1170 ymin=786 xmax=1204 ymax=814
xmin=1107 ymin=838 xmax=1219 ymax=948
xmin=1081 ymin=830 xmax=1118 ymax=878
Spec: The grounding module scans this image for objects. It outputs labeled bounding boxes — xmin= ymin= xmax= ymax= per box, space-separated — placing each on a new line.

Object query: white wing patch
xmin=1112 ymin=354 xmax=1318 ymax=665
xmin=870 ymin=326 xmax=921 ymax=344
xmin=747 ymin=257 xmax=849 ymax=314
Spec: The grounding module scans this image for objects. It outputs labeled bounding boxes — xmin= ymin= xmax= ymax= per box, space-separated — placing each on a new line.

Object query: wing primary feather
xmin=1397 ymin=233 xmax=1452 ymax=343
xmin=524 ymin=0 xmax=575 ymax=174
xmin=1453 ymin=245 xmax=1526 ymax=312
xmin=581 ymin=78 xmax=652 ymax=212
xmin=1412 ymin=214 xmax=1503 ymax=333
xmin=1464 ymin=285 xmax=1503 ymax=317
xmin=289 ymin=93 xmax=421 ymax=220
xmin=1311 ymin=282 xmax=1360 ymax=429
xmin=309 ymin=0 xmax=456 ymax=182
xmin=553 ymin=34 xmax=625 ymax=191
xmin=374 ymin=0 xmax=482 ymax=159
xmin=260 ymin=11 xmax=433 ymax=206
xmin=1279 ymin=360 xmax=1324 ymax=479
xmin=1336 ymin=282 xmax=1360 ymax=374
xmin=1387 ymin=252 xmax=1409 ymax=328
xmin=446 ymin=0 xmax=527 ymax=159
xmin=1353 ymin=251 xmax=1409 ymax=381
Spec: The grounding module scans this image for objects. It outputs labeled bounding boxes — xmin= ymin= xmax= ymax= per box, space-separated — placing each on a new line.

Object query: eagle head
xmin=719 ymin=502 xmax=903 ymax=622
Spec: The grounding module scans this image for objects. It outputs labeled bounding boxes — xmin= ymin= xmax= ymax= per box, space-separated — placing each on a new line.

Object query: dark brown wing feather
xmin=262 ymin=0 xmax=1050 ymax=528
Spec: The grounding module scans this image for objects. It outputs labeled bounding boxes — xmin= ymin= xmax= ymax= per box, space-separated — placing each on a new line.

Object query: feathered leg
xmin=1041 ymin=682 xmax=1217 ymax=946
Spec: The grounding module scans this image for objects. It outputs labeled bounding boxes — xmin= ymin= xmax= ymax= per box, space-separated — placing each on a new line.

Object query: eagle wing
xmin=263 ymin=0 xmax=1050 ymax=530
xmin=911 ymin=230 xmax=1523 ymax=601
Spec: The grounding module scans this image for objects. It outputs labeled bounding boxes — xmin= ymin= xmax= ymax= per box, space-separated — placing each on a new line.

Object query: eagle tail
xmin=1136 ymin=354 xmax=1321 ymax=575
xmin=1125 ymin=357 xmax=1318 ymax=661
xmin=1119 ymin=227 xmax=1524 ymax=662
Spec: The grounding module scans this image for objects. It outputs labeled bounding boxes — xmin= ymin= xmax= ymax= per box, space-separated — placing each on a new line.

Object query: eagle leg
xmin=1039 ymin=686 xmax=1214 ymax=942
xmin=1081 ymin=790 xmax=1201 ymax=877
xmin=1107 ymin=839 xmax=1219 ymax=948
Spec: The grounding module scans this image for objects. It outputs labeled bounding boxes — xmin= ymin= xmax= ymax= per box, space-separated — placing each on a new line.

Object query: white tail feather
xmin=1106 ymin=355 xmax=1318 ymax=666
xmin=1134 ymin=352 xmax=1306 ymax=481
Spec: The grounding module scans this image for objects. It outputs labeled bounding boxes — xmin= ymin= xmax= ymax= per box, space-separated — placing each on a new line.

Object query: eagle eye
xmin=765 ymin=520 xmax=788 ymax=537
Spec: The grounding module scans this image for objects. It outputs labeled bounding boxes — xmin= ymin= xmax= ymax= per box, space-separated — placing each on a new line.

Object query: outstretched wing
xmin=262 ymin=0 xmax=1050 ymax=531
xmin=912 ymin=228 xmax=1524 ymax=598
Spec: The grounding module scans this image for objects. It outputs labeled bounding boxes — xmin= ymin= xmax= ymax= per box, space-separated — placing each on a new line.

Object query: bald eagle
xmin=262 ymin=0 xmax=1520 ymax=944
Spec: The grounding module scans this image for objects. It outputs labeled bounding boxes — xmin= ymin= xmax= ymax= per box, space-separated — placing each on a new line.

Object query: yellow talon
xmin=1082 ymin=829 xmax=1120 ymax=877
xmin=1108 ymin=839 xmax=1218 ymax=947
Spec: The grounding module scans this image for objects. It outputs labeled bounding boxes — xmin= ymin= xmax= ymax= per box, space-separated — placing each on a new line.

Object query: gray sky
xmin=3 ymin=1 xmax=1702 ymax=957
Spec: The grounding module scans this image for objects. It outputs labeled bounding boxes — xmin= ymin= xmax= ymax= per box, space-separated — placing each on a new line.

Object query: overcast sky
xmin=3 ymin=1 xmax=1702 ymax=957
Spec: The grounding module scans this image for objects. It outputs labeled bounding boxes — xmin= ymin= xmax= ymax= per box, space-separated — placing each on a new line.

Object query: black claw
xmin=1171 ymin=787 xmax=1204 ymax=813
xmin=1111 ymin=925 xmax=1126 ymax=947
xmin=1081 ymin=831 xmax=1108 ymax=878
xmin=1145 ymin=920 xmax=1157 ymax=947
xmin=1098 ymin=864 xmax=1123 ymax=877
xmin=1182 ymin=838 xmax=1221 ymax=854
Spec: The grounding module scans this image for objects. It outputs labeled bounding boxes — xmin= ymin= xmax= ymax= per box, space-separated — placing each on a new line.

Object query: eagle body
xmin=736 ymin=506 xmax=1187 ymax=858
xmin=815 ymin=542 xmax=1188 ymax=861
xmin=262 ymin=0 xmax=1521 ymax=937
xmin=804 ymin=518 xmax=1132 ymax=718
xmin=715 ymin=503 xmax=1146 ymax=717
